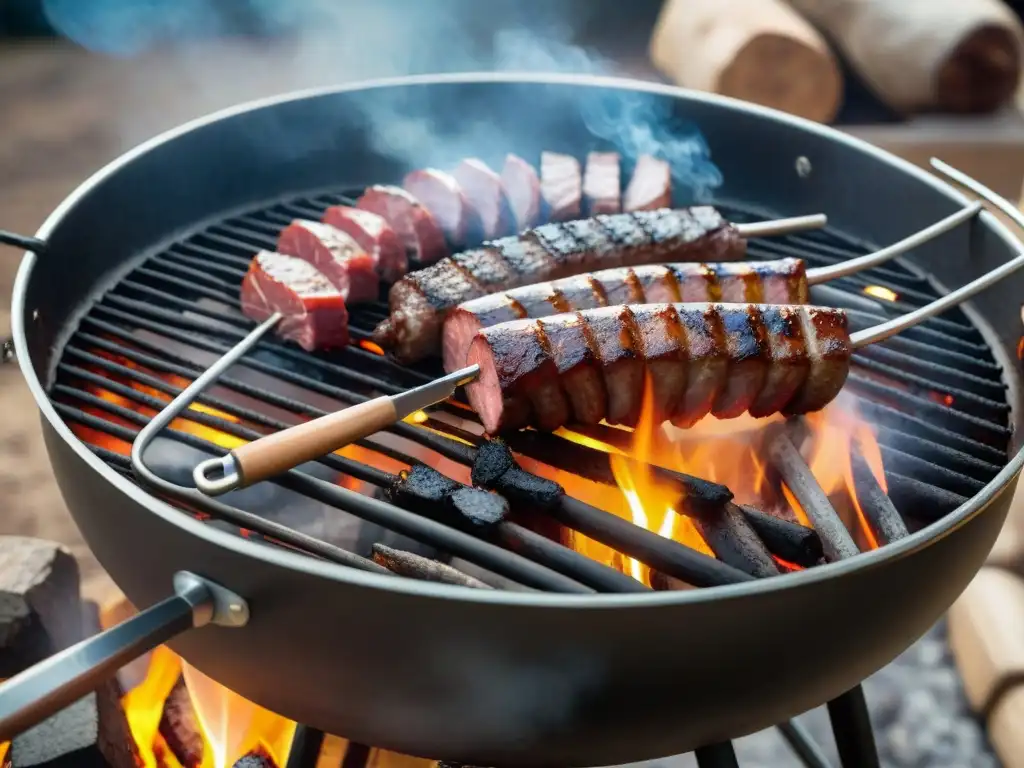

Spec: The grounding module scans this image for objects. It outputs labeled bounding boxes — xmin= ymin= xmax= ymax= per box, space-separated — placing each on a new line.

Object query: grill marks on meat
xmin=583 ymin=152 xmax=621 ymax=214
xmin=500 ymin=153 xmax=541 ymax=230
xmin=441 ymin=258 xmax=806 ymax=371
xmin=464 ymin=303 xmax=851 ymax=434
xmin=376 ymin=207 xmax=744 ymax=362
xmin=322 ymin=205 xmax=407 ymax=284
xmin=240 ymin=251 xmax=349 ymax=351
xmin=624 ymin=154 xmax=672 ymax=212
xmin=356 ymin=185 xmax=448 ymax=266
xmin=277 ymin=220 xmax=379 ymax=304
xmin=403 ymin=169 xmax=476 ymax=244
xmin=541 ymin=151 xmax=582 ymax=221
xmin=453 ymin=159 xmax=514 ymax=240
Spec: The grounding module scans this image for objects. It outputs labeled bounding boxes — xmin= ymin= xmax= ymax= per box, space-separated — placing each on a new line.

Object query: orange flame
xmin=183 ymin=662 xmax=296 ymax=768
xmin=122 ymin=647 xmax=185 ymax=768
xmin=863 ymin=285 xmax=899 ymax=302
xmin=359 ymin=340 xmax=385 ymax=356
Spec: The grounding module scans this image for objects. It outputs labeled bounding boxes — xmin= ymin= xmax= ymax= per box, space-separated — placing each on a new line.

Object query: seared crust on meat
xmin=464 ymin=302 xmax=850 ymax=434
xmin=376 ymin=207 xmax=745 ymax=362
xmin=784 ymin=306 xmax=851 ymax=414
xmin=441 ymin=258 xmax=807 ymax=370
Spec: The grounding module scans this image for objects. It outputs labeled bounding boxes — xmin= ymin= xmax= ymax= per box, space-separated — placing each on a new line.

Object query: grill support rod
xmin=805 ymin=202 xmax=982 ymax=285
xmin=850 ymin=250 xmax=1024 ymax=347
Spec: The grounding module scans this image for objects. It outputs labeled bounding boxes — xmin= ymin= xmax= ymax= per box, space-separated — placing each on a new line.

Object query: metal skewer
xmin=193 ymin=363 xmax=480 ymax=495
xmin=805 ymin=203 xmax=983 ymax=285
xmin=734 ymin=213 xmax=827 ymax=239
xmin=850 ymin=251 xmax=1024 ymax=348
xmin=930 ymin=158 xmax=1021 ymax=225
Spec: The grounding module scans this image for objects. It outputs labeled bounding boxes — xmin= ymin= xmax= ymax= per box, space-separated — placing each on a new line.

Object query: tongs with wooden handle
xmin=192 ymin=364 xmax=480 ymax=496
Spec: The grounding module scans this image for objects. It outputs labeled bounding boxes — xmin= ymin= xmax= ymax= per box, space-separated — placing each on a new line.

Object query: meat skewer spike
xmin=849 ymin=249 xmax=1024 ymax=348
xmin=733 ymin=214 xmax=827 ymax=239
xmin=804 ymin=203 xmax=982 ymax=285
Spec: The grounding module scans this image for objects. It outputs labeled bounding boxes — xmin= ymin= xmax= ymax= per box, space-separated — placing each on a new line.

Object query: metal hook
xmin=194 ymin=454 xmax=243 ymax=496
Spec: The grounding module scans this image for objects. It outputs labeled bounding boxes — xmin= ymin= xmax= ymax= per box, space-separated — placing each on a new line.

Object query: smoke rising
xmin=42 ymin=0 xmax=721 ymax=198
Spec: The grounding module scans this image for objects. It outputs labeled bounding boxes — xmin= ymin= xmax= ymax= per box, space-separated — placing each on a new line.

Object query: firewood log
xmin=786 ymin=0 xmax=1024 ymax=114
xmin=159 ymin=677 xmax=204 ymax=768
xmin=649 ymin=0 xmax=843 ymax=123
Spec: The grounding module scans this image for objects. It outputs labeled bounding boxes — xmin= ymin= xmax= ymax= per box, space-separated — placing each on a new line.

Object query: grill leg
xmin=828 ymin=685 xmax=880 ymax=768
xmin=285 ymin=724 xmax=325 ymax=768
xmin=777 ymin=720 xmax=831 ymax=768
xmin=340 ymin=742 xmax=373 ymax=768
xmin=694 ymin=742 xmax=740 ymax=768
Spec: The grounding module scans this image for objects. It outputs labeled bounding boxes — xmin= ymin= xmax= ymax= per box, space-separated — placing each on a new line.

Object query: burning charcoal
xmin=885 ymin=471 xmax=967 ymax=522
xmin=7 ymin=678 xmax=138 ymax=768
xmin=159 ymin=676 xmax=204 ymax=768
xmin=471 ymin=442 xmax=564 ymax=510
xmin=470 ymin=439 xmax=516 ymax=487
xmin=491 ymin=467 xmax=564 ymax=510
xmin=447 ymin=487 xmax=509 ymax=528
xmin=372 ymin=544 xmax=492 ymax=588
xmin=390 ymin=464 xmax=459 ymax=508
xmin=232 ymin=749 xmax=278 ymax=768
xmin=388 ymin=465 xmax=508 ymax=531
xmin=0 ymin=537 xmax=82 ymax=677
xmin=737 ymin=505 xmax=824 ymax=568
xmin=688 ymin=504 xmax=779 ymax=578
xmin=850 ymin=447 xmax=909 ymax=546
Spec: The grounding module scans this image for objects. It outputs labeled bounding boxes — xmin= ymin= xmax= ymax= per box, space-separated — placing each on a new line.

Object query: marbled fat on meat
xmin=276 ymin=219 xmax=378 ymax=304
xmin=240 ymin=251 xmax=349 ymax=351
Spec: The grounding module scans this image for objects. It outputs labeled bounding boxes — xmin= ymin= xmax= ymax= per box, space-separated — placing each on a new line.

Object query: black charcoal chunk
xmin=447 ymin=487 xmax=509 ymax=529
xmin=492 ymin=467 xmax=564 ymax=510
xmin=471 ymin=439 xmax=515 ymax=487
xmin=389 ymin=465 xmax=459 ymax=510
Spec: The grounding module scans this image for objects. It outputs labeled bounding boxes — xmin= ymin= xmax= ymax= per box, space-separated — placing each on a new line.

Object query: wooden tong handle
xmin=232 ymin=397 xmax=398 ymax=486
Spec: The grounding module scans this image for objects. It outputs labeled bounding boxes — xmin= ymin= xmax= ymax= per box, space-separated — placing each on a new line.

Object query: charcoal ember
xmin=389 ymin=465 xmax=508 ymax=531
xmin=232 ymin=748 xmax=277 ymax=768
xmin=372 ymin=544 xmax=491 ymax=588
xmin=6 ymin=678 xmax=138 ymax=768
xmin=0 ymin=537 xmax=82 ymax=677
xmin=159 ymin=676 xmax=204 ymax=768
xmin=737 ymin=506 xmax=824 ymax=568
xmin=470 ymin=439 xmax=515 ymax=486
xmin=447 ymin=487 xmax=508 ymax=528
xmin=490 ymin=467 xmax=563 ymax=510
xmin=390 ymin=464 xmax=459 ymax=508
xmin=471 ymin=441 xmax=563 ymax=510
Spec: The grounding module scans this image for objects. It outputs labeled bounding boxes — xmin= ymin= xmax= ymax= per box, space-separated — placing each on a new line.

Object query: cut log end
xmin=721 ymin=33 xmax=843 ymax=122
xmin=936 ymin=23 xmax=1022 ymax=113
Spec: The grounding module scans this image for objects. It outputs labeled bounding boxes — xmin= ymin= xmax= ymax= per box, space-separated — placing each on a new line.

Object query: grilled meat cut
xmin=277 ymin=220 xmax=379 ymax=304
xmin=583 ymin=152 xmax=621 ymax=214
xmin=356 ymin=185 xmax=448 ymax=266
xmin=403 ymin=168 xmax=476 ymax=244
xmin=441 ymin=258 xmax=808 ymax=371
xmin=625 ymin=155 xmax=672 ymax=212
xmin=453 ymin=159 xmax=514 ymax=240
xmin=541 ymin=151 xmax=582 ymax=221
xmin=373 ymin=206 xmax=745 ymax=363
xmin=240 ymin=251 xmax=349 ymax=351
xmin=500 ymin=153 xmax=541 ymax=230
xmin=463 ymin=303 xmax=850 ymax=434
xmin=322 ymin=205 xmax=407 ymax=284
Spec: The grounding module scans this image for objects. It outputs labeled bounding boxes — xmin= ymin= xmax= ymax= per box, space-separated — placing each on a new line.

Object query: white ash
xmin=622 ymin=621 xmax=998 ymax=768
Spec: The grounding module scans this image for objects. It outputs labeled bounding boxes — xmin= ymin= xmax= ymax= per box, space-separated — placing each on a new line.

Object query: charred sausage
xmin=462 ymin=303 xmax=851 ymax=434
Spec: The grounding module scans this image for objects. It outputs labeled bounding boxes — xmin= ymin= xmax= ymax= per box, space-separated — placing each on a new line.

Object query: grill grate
xmin=49 ymin=189 xmax=1012 ymax=592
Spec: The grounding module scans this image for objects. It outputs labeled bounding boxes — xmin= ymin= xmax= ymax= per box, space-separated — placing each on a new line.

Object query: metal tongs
xmin=193 ymin=364 xmax=479 ymax=495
